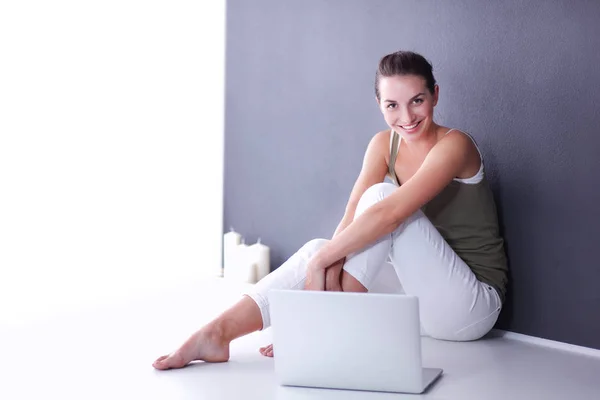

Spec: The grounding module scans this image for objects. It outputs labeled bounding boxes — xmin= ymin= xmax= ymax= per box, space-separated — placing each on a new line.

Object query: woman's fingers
xmin=325 ymin=258 xmax=345 ymax=291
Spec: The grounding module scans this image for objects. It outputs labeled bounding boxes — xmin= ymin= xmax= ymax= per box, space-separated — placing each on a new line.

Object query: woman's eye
xmin=412 ymin=98 xmax=424 ymax=105
xmin=387 ymin=103 xmax=397 ymax=109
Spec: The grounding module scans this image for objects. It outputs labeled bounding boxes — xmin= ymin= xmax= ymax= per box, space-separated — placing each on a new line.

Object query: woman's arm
xmin=332 ymin=216 xmax=353 ymax=237
xmin=338 ymin=131 xmax=391 ymax=226
xmin=323 ymin=222 xmax=349 ymax=291
xmin=323 ymin=216 xmax=354 ymax=290
xmin=310 ymin=131 xmax=473 ymax=271
xmin=323 ymin=131 xmax=390 ymax=290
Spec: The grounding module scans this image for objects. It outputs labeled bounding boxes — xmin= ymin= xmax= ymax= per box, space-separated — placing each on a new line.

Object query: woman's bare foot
xmin=153 ymin=326 xmax=230 ymax=370
xmin=259 ymin=343 xmax=274 ymax=357
xmin=154 ymin=296 xmax=263 ymax=370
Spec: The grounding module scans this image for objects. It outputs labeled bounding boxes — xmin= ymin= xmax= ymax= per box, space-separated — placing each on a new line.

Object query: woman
xmin=153 ymin=51 xmax=508 ymax=369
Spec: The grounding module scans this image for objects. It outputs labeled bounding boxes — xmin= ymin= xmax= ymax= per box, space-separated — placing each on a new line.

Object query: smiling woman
xmin=376 ymin=52 xmax=440 ymax=143
xmin=153 ymin=50 xmax=509 ymax=369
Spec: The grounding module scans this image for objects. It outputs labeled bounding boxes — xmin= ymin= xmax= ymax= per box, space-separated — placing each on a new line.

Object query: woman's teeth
xmin=401 ymin=122 xmax=420 ymax=130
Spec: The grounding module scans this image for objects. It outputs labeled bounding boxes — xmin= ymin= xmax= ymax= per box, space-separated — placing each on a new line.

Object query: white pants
xmin=246 ymin=183 xmax=502 ymax=341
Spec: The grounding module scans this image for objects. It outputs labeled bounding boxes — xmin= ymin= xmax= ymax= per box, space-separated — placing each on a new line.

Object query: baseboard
xmin=490 ymin=329 xmax=600 ymax=359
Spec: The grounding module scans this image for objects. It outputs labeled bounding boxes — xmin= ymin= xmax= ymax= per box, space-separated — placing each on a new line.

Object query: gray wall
xmin=224 ymin=0 xmax=600 ymax=349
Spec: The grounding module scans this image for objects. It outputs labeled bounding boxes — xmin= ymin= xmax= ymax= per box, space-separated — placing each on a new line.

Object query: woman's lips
xmin=398 ymin=120 xmax=422 ymax=133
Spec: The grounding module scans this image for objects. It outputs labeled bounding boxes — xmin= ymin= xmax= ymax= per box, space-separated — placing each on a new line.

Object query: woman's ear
xmin=433 ymin=85 xmax=440 ymax=106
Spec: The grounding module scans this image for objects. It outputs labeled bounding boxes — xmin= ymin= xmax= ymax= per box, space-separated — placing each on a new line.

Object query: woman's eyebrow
xmin=383 ymin=93 xmax=425 ymax=103
xmin=410 ymin=92 xmax=425 ymax=101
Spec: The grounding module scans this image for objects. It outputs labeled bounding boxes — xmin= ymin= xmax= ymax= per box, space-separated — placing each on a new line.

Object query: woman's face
xmin=377 ymin=74 xmax=439 ymax=141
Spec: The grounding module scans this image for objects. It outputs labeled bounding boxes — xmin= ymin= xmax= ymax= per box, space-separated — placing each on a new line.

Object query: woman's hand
xmin=325 ymin=258 xmax=345 ymax=291
xmin=304 ymin=256 xmax=327 ymax=291
xmin=304 ymin=256 xmax=345 ymax=291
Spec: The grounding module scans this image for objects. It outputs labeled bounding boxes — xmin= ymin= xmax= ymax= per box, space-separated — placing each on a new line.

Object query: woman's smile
xmin=397 ymin=120 xmax=422 ymax=133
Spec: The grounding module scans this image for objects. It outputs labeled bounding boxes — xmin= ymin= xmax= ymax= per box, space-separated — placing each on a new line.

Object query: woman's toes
xmin=259 ymin=344 xmax=274 ymax=357
xmin=153 ymin=355 xmax=170 ymax=369
xmin=153 ymin=353 xmax=185 ymax=370
xmin=155 ymin=355 xmax=168 ymax=363
xmin=263 ymin=344 xmax=274 ymax=357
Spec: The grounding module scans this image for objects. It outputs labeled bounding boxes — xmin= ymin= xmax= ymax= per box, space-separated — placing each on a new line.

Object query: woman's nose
xmin=396 ymin=106 xmax=415 ymax=125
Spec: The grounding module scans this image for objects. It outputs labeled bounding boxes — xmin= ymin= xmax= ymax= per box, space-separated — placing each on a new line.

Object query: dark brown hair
xmin=374 ymin=51 xmax=437 ymax=100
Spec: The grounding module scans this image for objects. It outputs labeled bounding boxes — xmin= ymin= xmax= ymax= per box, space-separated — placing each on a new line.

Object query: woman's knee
xmin=356 ymin=183 xmax=397 ymax=216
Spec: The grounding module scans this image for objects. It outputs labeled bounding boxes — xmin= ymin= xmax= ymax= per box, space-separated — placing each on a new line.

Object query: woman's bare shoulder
xmin=438 ymin=127 xmax=473 ymax=148
xmin=370 ymin=129 xmax=393 ymax=149
xmin=368 ymin=129 xmax=393 ymax=162
xmin=438 ymin=129 xmax=477 ymax=153
xmin=433 ymin=129 xmax=481 ymax=176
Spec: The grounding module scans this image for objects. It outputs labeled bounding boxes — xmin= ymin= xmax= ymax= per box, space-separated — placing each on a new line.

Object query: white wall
xmin=0 ymin=1 xmax=225 ymax=325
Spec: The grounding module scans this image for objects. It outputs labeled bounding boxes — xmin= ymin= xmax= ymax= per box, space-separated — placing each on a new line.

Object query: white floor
xmin=2 ymin=277 xmax=600 ymax=400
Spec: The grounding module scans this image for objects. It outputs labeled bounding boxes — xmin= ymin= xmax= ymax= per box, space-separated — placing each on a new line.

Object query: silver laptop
xmin=268 ymin=290 xmax=443 ymax=394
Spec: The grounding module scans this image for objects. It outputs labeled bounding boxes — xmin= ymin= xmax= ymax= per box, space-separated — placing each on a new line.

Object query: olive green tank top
xmin=388 ymin=130 xmax=508 ymax=303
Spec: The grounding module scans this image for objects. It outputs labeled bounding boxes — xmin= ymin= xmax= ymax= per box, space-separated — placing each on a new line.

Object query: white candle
xmin=236 ymin=241 xmax=249 ymax=263
xmin=240 ymin=260 xmax=257 ymax=284
xmin=224 ymin=240 xmax=245 ymax=280
xmin=237 ymin=243 xmax=257 ymax=283
xmin=225 ymin=242 xmax=257 ymax=283
xmin=250 ymin=238 xmax=270 ymax=281
xmin=223 ymin=228 xmax=242 ymax=273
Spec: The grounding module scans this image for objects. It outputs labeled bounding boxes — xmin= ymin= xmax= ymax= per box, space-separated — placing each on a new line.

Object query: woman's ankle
xmin=201 ymin=321 xmax=230 ymax=345
xmin=206 ymin=297 xmax=263 ymax=343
